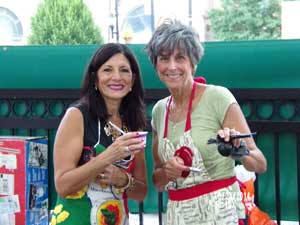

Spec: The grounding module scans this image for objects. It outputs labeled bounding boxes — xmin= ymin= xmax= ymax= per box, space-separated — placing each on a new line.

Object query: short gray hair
xmin=145 ymin=19 xmax=204 ymax=69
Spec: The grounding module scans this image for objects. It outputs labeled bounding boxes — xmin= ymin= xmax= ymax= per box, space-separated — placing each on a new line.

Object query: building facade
xmin=0 ymin=0 xmax=299 ymax=46
xmin=0 ymin=0 xmax=221 ymax=45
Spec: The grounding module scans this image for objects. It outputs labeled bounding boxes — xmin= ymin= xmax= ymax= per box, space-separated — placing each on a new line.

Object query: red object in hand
xmin=174 ymin=146 xmax=193 ymax=177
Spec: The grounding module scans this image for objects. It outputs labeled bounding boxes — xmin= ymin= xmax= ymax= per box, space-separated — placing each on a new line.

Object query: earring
xmin=94 ymin=85 xmax=98 ymax=91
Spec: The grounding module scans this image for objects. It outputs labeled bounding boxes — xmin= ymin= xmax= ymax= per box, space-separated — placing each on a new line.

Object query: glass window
xmin=121 ymin=5 xmax=152 ymax=43
xmin=0 ymin=7 xmax=23 ymax=44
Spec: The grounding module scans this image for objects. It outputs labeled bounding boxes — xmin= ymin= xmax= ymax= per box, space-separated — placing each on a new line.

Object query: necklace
xmin=104 ymin=122 xmax=128 ymax=141
xmin=104 ymin=121 xmax=132 ymax=167
xmin=171 ymin=123 xmax=177 ymax=132
xmin=169 ymin=105 xmax=187 ymax=124
xmin=164 ymin=82 xmax=196 ymax=139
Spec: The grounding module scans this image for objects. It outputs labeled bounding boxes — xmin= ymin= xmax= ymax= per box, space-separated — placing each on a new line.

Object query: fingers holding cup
xmin=124 ymin=146 xmax=131 ymax=153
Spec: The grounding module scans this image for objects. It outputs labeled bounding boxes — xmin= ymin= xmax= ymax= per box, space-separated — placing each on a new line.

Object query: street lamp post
xmin=151 ymin=0 xmax=154 ymax=33
xmin=188 ymin=0 xmax=192 ymax=26
xmin=115 ymin=0 xmax=120 ymax=42
xmin=109 ymin=0 xmax=120 ymax=43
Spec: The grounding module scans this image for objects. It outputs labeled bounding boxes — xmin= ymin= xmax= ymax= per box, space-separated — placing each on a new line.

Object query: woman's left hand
xmin=95 ymin=164 xmax=127 ymax=187
xmin=217 ymin=127 xmax=242 ymax=148
xmin=220 ymin=103 xmax=267 ymax=173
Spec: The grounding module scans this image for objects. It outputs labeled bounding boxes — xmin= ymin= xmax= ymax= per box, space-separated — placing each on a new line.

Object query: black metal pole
xmin=274 ymin=133 xmax=281 ymax=225
xmin=297 ymin=133 xmax=300 ymax=225
xmin=139 ymin=202 xmax=144 ymax=225
xmin=158 ymin=192 xmax=163 ymax=225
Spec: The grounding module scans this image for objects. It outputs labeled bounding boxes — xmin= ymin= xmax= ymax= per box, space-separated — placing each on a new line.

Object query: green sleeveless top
xmin=51 ymin=103 xmax=131 ymax=225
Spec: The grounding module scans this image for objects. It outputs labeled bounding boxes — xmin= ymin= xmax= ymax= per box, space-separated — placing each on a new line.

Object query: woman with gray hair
xmin=145 ymin=19 xmax=266 ymax=225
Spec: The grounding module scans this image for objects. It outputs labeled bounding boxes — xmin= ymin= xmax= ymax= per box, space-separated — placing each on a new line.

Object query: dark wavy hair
xmin=79 ymin=43 xmax=146 ymax=131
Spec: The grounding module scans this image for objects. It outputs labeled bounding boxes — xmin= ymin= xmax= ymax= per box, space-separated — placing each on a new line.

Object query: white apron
xmin=161 ymin=82 xmax=243 ymax=225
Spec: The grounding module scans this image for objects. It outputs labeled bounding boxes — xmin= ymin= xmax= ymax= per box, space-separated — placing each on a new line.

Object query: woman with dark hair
xmin=52 ymin=43 xmax=148 ymax=225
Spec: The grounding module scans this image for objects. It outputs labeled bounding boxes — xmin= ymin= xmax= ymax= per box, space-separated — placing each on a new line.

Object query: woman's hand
xmin=217 ymin=127 xmax=243 ymax=148
xmin=163 ymin=156 xmax=187 ymax=180
xmin=102 ymin=132 xmax=146 ymax=163
xmin=221 ymin=103 xmax=267 ymax=173
xmin=95 ymin=164 xmax=128 ymax=187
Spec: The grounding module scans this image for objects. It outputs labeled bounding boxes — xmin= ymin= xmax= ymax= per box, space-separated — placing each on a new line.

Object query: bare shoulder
xmin=65 ymin=107 xmax=82 ymax=117
xmin=62 ymin=107 xmax=83 ymax=122
xmin=54 ymin=107 xmax=84 ymax=154
xmin=57 ymin=107 xmax=84 ymax=132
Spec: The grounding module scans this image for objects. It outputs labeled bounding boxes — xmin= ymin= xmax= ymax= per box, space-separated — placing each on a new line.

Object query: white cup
xmin=138 ymin=131 xmax=148 ymax=146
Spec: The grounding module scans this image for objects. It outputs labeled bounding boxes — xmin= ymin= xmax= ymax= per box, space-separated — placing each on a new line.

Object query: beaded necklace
xmin=104 ymin=122 xmax=129 ymax=141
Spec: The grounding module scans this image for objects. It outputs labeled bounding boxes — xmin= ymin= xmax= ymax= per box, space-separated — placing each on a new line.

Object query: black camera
xmin=207 ymin=132 xmax=256 ymax=159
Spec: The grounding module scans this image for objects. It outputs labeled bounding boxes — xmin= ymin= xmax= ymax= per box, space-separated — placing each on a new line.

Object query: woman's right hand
xmin=163 ymin=156 xmax=187 ymax=180
xmin=104 ymin=132 xmax=146 ymax=162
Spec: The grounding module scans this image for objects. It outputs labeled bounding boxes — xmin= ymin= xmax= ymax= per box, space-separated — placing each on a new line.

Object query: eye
xmin=176 ymin=54 xmax=186 ymax=62
xmin=120 ymin=68 xmax=130 ymax=73
xmin=102 ymin=67 xmax=112 ymax=73
xmin=158 ymin=55 xmax=169 ymax=62
xmin=119 ymin=67 xmax=131 ymax=76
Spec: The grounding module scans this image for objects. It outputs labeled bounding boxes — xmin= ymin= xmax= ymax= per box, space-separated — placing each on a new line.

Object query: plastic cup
xmin=138 ymin=131 xmax=148 ymax=146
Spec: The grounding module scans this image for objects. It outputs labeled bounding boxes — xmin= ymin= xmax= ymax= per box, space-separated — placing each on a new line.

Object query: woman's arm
xmin=152 ymin=130 xmax=186 ymax=192
xmin=54 ymin=107 xmax=98 ymax=197
xmin=222 ymin=103 xmax=267 ymax=173
xmin=126 ymin=150 xmax=148 ymax=201
xmin=54 ymin=107 xmax=145 ymax=197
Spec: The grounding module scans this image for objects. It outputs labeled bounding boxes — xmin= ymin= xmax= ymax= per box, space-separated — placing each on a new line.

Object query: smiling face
xmin=96 ymin=53 xmax=134 ymax=103
xmin=156 ymin=48 xmax=194 ymax=90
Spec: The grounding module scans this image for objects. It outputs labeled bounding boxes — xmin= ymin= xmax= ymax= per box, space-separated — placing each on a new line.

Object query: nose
xmin=167 ymin=58 xmax=177 ymax=70
xmin=111 ymin=70 xmax=122 ymax=80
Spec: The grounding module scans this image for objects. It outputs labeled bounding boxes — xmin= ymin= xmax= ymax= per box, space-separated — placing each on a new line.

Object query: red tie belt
xmin=168 ymin=176 xmax=236 ymax=201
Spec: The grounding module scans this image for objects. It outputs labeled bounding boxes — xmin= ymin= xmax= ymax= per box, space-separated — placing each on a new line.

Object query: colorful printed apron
xmin=51 ymin=120 xmax=133 ymax=225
